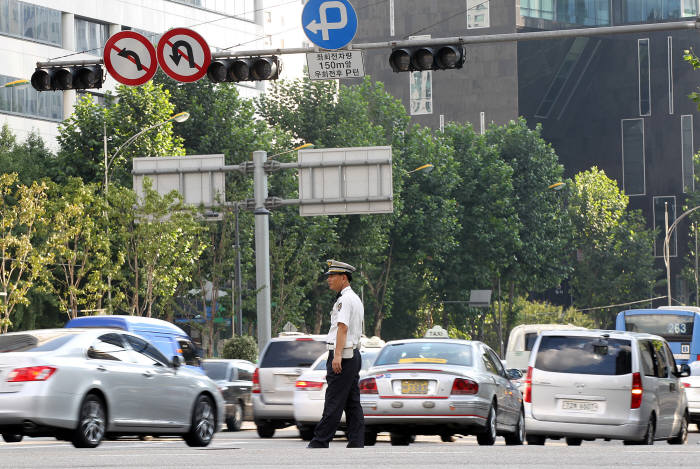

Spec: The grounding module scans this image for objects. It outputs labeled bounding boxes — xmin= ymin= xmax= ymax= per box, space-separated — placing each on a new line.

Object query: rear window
xmin=535 ymin=336 xmax=632 ymax=375
xmin=373 ymin=342 xmax=473 ymax=367
xmin=259 ymin=340 xmax=327 ymax=368
xmin=0 ymin=332 xmax=78 ymax=353
xmin=203 ymin=362 xmax=229 ymax=381
xmin=524 ymin=333 xmax=538 ymax=351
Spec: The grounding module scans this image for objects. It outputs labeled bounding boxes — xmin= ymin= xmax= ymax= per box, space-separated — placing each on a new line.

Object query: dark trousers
xmin=309 ymin=349 xmax=364 ymax=447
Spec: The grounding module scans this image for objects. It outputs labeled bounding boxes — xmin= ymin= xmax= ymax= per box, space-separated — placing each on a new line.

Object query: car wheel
xmin=256 ymin=423 xmax=276 ymax=438
xmin=364 ymin=430 xmax=378 ymax=446
xmin=72 ymin=394 xmax=106 ymax=448
xmin=565 ymin=437 xmax=583 ymax=446
xmin=440 ymin=433 xmax=454 ymax=442
xmin=626 ymin=416 xmax=656 ymax=446
xmin=2 ymin=433 xmax=23 ymax=443
xmin=297 ymin=424 xmax=315 ymax=441
xmin=505 ymin=408 xmax=525 ymax=446
xmin=226 ymin=402 xmax=244 ymax=432
xmin=668 ymin=412 xmax=688 ymax=445
xmin=526 ymin=435 xmax=546 ymax=445
xmin=183 ymin=394 xmax=216 ymax=447
xmin=476 ymin=405 xmax=497 ymax=446
xmin=389 ymin=432 xmax=411 ymax=446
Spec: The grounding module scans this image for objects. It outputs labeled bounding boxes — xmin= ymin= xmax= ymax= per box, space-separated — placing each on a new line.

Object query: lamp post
xmin=102 ymin=111 xmax=190 ymax=311
xmin=663 ymin=204 xmax=700 ymax=306
xmin=407 ymin=163 xmax=434 ymax=174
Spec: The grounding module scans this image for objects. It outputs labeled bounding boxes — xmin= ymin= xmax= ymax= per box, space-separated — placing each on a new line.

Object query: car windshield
xmin=535 ymin=336 xmax=632 ymax=375
xmin=203 ymin=362 xmax=229 ymax=381
xmin=259 ymin=340 xmax=327 ymax=368
xmin=624 ymin=313 xmax=694 ymax=342
xmin=373 ymin=342 xmax=473 ymax=367
xmin=0 ymin=331 xmax=78 ymax=353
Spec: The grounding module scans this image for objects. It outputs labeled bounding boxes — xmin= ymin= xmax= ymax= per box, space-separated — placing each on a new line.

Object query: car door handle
xmin=97 ymin=365 xmax=107 ymax=372
xmin=143 ymin=371 xmax=154 ymax=378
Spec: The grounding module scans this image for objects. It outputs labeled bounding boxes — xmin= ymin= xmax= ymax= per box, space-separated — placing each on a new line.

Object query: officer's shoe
xmin=306 ymin=440 xmax=328 ymax=448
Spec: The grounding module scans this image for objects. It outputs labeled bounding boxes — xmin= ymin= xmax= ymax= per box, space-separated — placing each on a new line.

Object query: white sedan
xmin=0 ymin=328 xmax=223 ymax=447
xmin=681 ymin=362 xmax=700 ymax=427
xmin=360 ymin=339 xmax=524 ymax=446
xmin=293 ymin=347 xmax=382 ymax=440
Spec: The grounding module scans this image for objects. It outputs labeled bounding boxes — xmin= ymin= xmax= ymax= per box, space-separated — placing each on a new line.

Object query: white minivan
xmin=505 ymin=323 xmax=587 ymax=372
xmin=524 ymin=330 xmax=690 ymax=445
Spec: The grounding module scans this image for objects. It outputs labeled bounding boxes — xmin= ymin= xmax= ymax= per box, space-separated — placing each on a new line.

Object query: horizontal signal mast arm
xmin=36 ymin=20 xmax=698 ymax=69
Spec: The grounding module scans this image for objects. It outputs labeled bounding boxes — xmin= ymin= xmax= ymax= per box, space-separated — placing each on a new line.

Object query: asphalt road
xmin=4 ymin=423 xmax=700 ymax=468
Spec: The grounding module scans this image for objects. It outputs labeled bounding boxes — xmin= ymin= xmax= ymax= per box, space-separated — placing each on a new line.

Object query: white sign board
xmin=132 ymin=154 xmax=225 ymax=208
xmin=306 ymin=50 xmax=365 ymax=80
xmin=297 ymin=146 xmax=393 ymax=216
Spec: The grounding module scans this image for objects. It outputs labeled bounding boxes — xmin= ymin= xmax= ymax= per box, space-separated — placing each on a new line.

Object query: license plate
xmin=561 ymin=400 xmax=598 ymax=412
xmin=401 ymin=380 xmax=429 ymax=394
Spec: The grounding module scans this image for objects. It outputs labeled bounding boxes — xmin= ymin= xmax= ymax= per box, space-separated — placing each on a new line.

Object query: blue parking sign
xmin=302 ymin=0 xmax=358 ymax=50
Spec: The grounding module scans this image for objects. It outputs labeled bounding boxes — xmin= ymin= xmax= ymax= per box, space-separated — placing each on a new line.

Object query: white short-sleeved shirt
xmin=326 ymin=286 xmax=364 ymax=350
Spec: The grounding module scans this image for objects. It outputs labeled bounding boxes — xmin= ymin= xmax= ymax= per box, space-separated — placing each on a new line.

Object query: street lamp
xmin=407 ymin=163 xmax=434 ymax=174
xmin=663 ymin=204 xmax=700 ymax=306
xmin=103 ymin=111 xmax=190 ymax=193
xmin=1 ymin=79 xmax=29 ymax=88
xmin=267 ymin=142 xmax=314 ymax=160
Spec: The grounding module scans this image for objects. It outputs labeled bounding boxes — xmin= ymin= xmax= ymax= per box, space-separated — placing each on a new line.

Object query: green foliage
xmin=568 ymin=168 xmax=658 ymax=327
xmin=0 ymin=125 xmax=55 ymax=184
xmin=0 ymin=173 xmax=51 ymax=332
xmin=221 ymin=335 xmax=258 ymax=362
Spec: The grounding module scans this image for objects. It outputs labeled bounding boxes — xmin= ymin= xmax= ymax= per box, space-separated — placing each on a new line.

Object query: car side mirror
xmin=172 ymin=355 xmax=182 ymax=369
xmin=676 ymin=363 xmax=691 ymax=378
xmin=506 ymin=368 xmax=523 ymax=380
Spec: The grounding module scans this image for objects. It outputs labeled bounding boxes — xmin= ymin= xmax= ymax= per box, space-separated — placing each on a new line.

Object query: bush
xmin=221 ymin=335 xmax=258 ymax=362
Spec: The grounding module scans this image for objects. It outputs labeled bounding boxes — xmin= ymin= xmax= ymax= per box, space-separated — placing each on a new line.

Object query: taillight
xmin=451 ymin=378 xmax=478 ymax=395
xmin=681 ymin=382 xmax=691 ymax=389
xmin=359 ymin=377 xmax=378 ymax=394
xmin=631 ymin=372 xmax=643 ymax=409
xmin=295 ymin=380 xmax=324 ymax=390
xmin=7 ymin=366 xmax=56 ymax=382
xmin=296 ymin=338 xmax=312 ymax=341
xmin=252 ymin=368 xmax=260 ymax=394
xmin=524 ymin=366 xmax=533 ymax=403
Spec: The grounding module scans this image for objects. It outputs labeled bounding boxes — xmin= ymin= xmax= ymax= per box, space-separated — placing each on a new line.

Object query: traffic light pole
xmin=253 ymin=150 xmax=272 ymax=353
xmin=35 ymin=19 xmax=699 ymax=70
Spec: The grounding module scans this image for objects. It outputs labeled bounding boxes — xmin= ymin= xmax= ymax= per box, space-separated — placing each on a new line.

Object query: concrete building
xmin=350 ymin=0 xmax=700 ymax=304
xmin=262 ymin=0 xmax=307 ymax=80
xmin=0 ymin=0 xmax=296 ymax=149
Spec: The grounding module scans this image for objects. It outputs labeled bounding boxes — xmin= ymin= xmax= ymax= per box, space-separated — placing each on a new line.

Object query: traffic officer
xmin=307 ymin=259 xmax=365 ymax=448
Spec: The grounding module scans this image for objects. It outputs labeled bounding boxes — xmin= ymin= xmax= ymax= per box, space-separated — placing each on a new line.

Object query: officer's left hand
xmin=332 ymin=355 xmax=342 ymax=374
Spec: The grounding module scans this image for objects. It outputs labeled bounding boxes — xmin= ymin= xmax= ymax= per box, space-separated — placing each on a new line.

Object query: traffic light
xmin=389 ymin=44 xmax=465 ymax=72
xmin=207 ymin=56 xmax=281 ymax=83
xmin=30 ymin=65 xmax=103 ymax=91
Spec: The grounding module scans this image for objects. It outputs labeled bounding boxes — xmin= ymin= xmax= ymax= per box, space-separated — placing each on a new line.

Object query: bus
xmin=615 ymin=306 xmax=700 ymax=365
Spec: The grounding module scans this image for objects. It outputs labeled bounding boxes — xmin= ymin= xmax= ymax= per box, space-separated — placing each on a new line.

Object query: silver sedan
xmin=360 ymin=339 xmax=524 ymax=446
xmin=0 ymin=328 xmax=223 ymax=448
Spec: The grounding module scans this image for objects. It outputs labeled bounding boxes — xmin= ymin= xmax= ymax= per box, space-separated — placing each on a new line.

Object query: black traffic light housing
xmin=207 ymin=56 xmax=280 ymax=83
xmin=389 ymin=44 xmax=465 ymax=72
xmin=30 ymin=65 xmax=103 ymax=91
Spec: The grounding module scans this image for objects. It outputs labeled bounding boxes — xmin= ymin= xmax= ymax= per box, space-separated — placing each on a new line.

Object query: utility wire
xmin=578 ymin=296 xmax=667 ymax=312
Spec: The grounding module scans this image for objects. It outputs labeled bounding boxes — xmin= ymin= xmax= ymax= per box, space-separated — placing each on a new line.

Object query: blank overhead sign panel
xmin=297 ymin=146 xmax=393 ymax=216
xmin=132 ymin=154 xmax=225 ymax=207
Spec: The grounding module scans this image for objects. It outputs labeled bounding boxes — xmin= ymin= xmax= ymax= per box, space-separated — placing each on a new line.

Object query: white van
xmin=505 ymin=324 xmax=587 ymax=372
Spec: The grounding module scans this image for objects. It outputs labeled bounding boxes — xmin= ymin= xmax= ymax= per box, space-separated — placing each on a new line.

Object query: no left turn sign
xmin=103 ymin=31 xmax=158 ymax=86
xmin=156 ymin=28 xmax=211 ymax=83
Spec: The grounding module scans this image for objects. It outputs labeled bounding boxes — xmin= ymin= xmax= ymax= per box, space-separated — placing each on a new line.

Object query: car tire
xmin=297 ymin=424 xmax=315 ymax=441
xmin=504 ymin=409 xmax=525 ymax=446
xmin=626 ymin=416 xmax=655 ymax=446
xmin=565 ymin=437 xmax=583 ymax=446
xmin=226 ymin=402 xmax=244 ymax=432
xmin=2 ymin=433 xmax=23 ymax=443
xmin=440 ymin=433 xmax=454 ymax=442
xmin=476 ymin=405 xmax=497 ymax=446
xmin=389 ymin=432 xmax=411 ymax=446
xmin=526 ymin=435 xmax=546 ymax=445
xmin=668 ymin=412 xmax=688 ymax=445
xmin=256 ymin=423 xmax=276 ymax=438
xmin=364 ymin=430 xmax=378 ymax=446
xmin=72 ymin=394 xmax=106 ymax=448
xmin=183 ymin=394 xmax=216 ymax=447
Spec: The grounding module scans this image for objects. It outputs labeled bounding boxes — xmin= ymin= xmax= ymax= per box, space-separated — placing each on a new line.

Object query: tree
xmin=0 ymin=173 xmax=51 ymax=333
xmin=568 ymin=167 xmax=658 ymax=327
xmin=0 ymin=125 xmax=55 ymax=184
xmin=55 ymin=82 xmax=185 ymax=187
xmin=44 ymin=178 xmax=110 ymax=319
